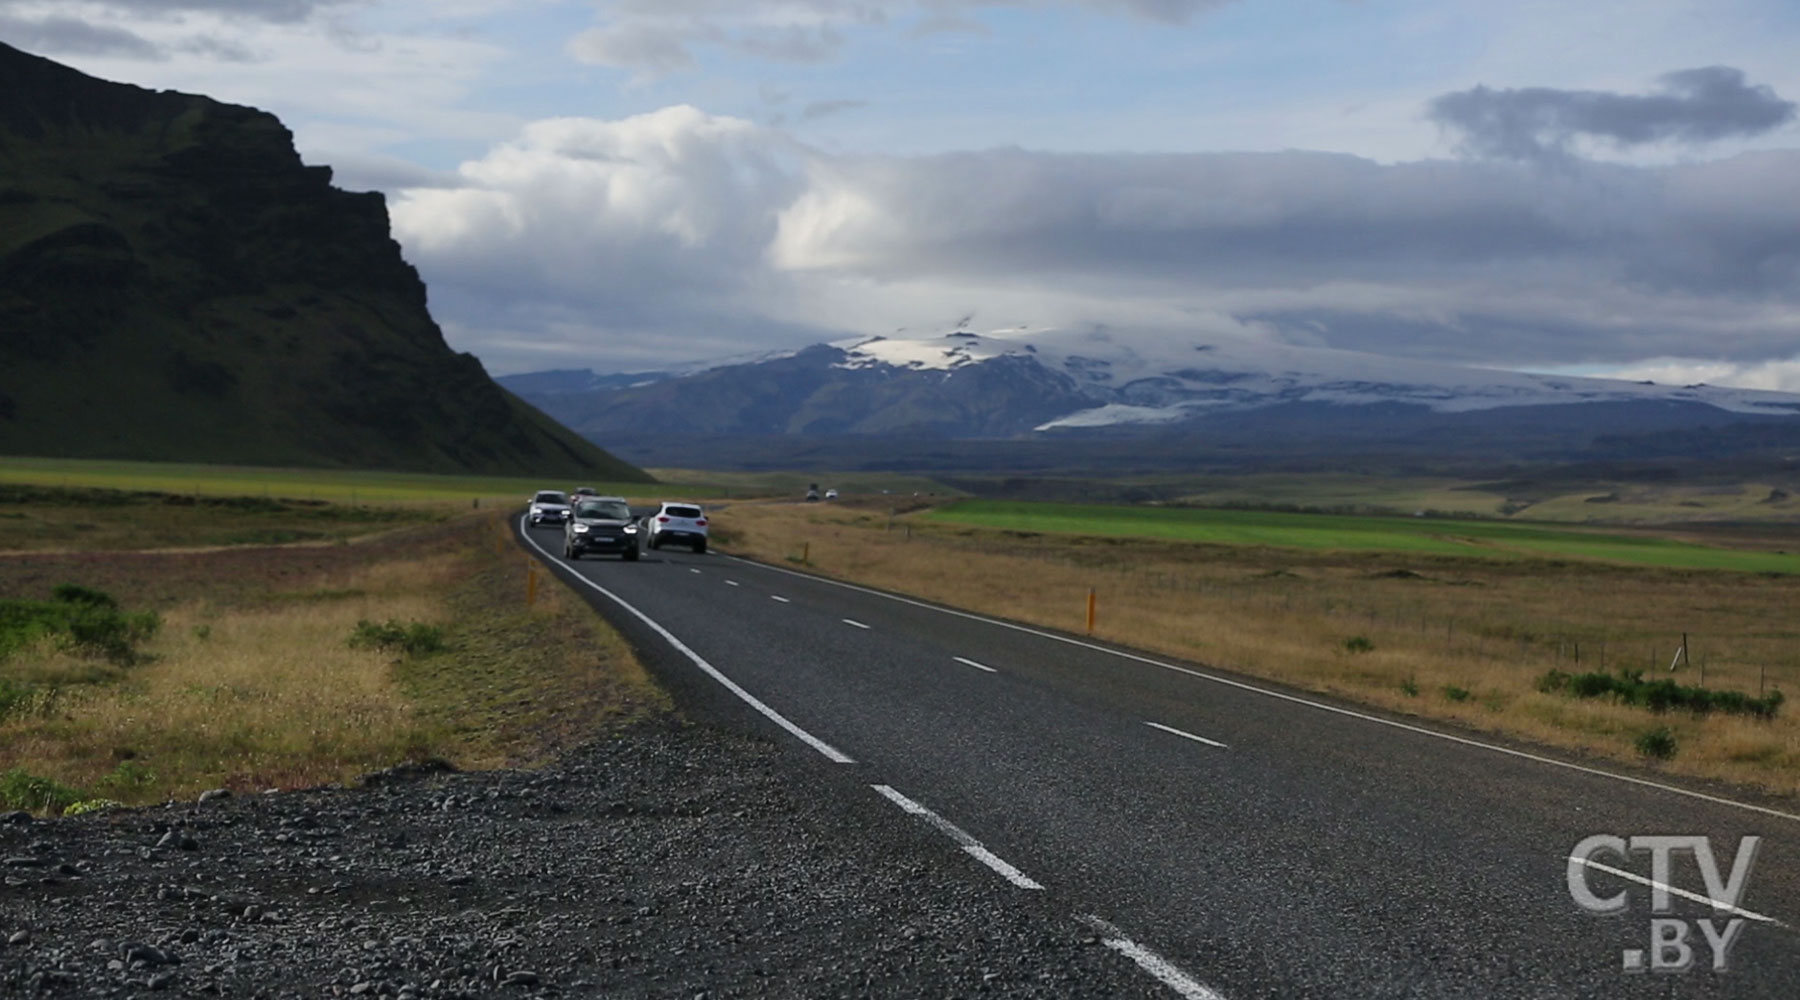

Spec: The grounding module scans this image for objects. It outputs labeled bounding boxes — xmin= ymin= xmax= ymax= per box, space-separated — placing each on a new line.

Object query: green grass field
xmin=0 ymin=456 xmax=657 ymax=507
xmin=926 ymin=500 xmax=1800 ymax=573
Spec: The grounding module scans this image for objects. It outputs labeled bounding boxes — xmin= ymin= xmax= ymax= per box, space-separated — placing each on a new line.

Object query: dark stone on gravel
xmin=197 ymin=788 xmax=231 ymax=805
xmin=0 ymin=811 xmax=29 ymax=826
xmin=1 ymin=724 xmax=1153 ymax=998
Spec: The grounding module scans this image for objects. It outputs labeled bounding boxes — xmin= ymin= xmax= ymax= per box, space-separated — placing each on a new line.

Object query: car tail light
xmin=695 ymin=518 xmax=707 ymax=526
xmin=657 ymin=516 xmax=670 ymax=522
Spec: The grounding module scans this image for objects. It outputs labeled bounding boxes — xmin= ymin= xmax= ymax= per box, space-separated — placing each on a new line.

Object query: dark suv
xmin=563 ymin=497 xmax=641 ymax=561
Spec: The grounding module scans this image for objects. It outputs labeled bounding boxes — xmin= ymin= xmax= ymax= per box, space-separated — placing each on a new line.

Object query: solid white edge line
xmin=1079 ymin=915 xmax=1227 ymax=1000
xmin=770 ymin=595 xmax=791 ymax=603
xmin=726 ymin=580 xmax=740 ymax=587
xmin=953 ymin=656 xmax=999 ymax=674
xmin=519 ymin=518 xmax=854 ymax=764
xmin=724 ymin=554 xmax=1800 ymax=824
xmin=871 ymin=784 xmax=1043 ymax=890
xmin=842 ymin=618 xmax=870 ymax=629
xmin=689 ymin=568 xmax=701 ymax=574
xmin=1566 ymin=856 xmax=1784 ymax=925
xmin=1145 ymin=721 xmax=1228 ymax=749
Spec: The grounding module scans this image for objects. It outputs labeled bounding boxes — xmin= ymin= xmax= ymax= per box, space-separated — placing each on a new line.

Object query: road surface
xmin=520 ymin=518 xmax=1800 ymax=998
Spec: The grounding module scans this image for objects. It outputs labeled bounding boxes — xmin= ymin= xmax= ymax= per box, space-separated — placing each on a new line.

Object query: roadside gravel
xmin=2 ymin=723 xmax=1159 ymax=998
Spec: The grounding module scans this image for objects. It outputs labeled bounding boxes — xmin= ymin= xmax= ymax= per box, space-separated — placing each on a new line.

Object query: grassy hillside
xmin=0 ymin=42 xmax=646 ymax=482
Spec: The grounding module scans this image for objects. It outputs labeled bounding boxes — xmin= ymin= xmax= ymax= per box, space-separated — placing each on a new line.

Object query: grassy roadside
xmin=716 ymin=501 xmax=1800 ymax=799
xmin=0 ymin=455 xmax=654 ymax=506
xmin=0 ymin=512 xmax=666 ymax=812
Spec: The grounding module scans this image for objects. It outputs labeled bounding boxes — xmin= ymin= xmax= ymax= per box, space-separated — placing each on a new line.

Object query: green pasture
xmin=0 ymin=456 xmax=656 ymax=507
xmin=925 ymin=500 xmax=1800 ymax=573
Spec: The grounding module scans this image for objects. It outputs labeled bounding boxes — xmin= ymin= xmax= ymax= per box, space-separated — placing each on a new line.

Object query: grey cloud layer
xmin=0 ymin=14 xmax=162 ymax=58
xmin=391 ymin=102 xmax=1800 ymax=374
xmin=571 ymin=0 xmax=1235 ymax=72
xmin=0 ymin=0 xmax=351 ymax=60
xmin=1430 ymin=67 xmax=1797 ymax=160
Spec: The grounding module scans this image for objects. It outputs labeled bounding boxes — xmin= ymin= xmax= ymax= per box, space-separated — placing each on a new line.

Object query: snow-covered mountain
xmin=502 ymin=328 xmax=1800 ymax=450
xmin=829 ymin=328 xmax=1800 ymax=430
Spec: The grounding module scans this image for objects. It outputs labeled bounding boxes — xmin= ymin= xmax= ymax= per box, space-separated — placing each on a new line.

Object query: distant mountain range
xmin=500 ymin=329 xmax=1800 ymax=472
xmin=0 ymin=42 xmax=647 ymax=481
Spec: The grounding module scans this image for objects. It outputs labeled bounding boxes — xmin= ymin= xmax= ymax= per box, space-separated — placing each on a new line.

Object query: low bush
xmin=1342 ymin=635 xmax=1375 ymax=654
xmin=0 ymin=768 xmax=83 ymax=813
xmin=0 ymin=585 xmax=160 ymax=664
xmin=1539 ymin=669 xmax=1784 ymax=719
xmin=1636 ymin=726 xmax=1679 ymax=760
xmin=349 ymin=619 xmax=447 ymax=656
xmin=1443 ymin=685 xmax=1472 ymax=703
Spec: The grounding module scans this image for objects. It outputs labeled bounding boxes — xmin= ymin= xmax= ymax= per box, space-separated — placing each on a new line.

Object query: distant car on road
xmin=570 ymin=486 xmax=600 ymax=501
xmin=564 ymin=496 xmax=640 ymax=561
xmin=528 ymin=490 xmax=571 ymax=526
xmin=824 ymin=488 xmax=839 ymax=500
xmin=647 ymin=502 xmax=708 ymax=553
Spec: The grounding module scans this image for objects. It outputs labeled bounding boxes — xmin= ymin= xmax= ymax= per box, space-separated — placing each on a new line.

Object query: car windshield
xmin=578 ymin=501 xmax=632 ymax=520
xmin=664 ymin=505 xmax=702 ymax=518
xmin=534 ymin=491 xmax=567 ymax=504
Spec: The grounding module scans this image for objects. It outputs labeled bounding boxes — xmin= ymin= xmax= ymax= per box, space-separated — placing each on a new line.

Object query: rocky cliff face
xmin=0 ymin=42 xmax=646 ymax=480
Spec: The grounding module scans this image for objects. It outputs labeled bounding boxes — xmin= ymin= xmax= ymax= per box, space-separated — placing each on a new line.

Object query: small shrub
xmin=1400 ymin=677 xmax=1419 ymax=697
xmin=1443 ymin=685 xmax=1472 ymax=703
xmin=1342 ymin=635 xmax=1375 ymax=654
xmin=349 ymin=619 xmax=447 ymax=656
xmin=0 ymin=677 xmax=30 ymax=719
xmin=63 ymin=798 xmax=123 ymax=817
xmin=1636 ymin=726 xmax=1678 ymax=760
xmin=52 ymin=583 xmax=117 ymax=609
xmin=97 ymin=760 xmax=157 ymax=793
xmin=0 ymin=768 xmax=83 ymax=814
xmin=193 ymin=624 xmax=212 ymax=641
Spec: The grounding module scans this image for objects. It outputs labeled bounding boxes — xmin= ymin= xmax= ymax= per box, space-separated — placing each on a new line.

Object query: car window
xmin=663 ymin=505 xmax=702 ymax=518
xmin=579 ymin=501 xmax=632 ymax=520
xmin=534 ymin=491 xmax=567 ymax=503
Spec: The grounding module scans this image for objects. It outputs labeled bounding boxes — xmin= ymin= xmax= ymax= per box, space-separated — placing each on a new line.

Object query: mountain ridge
xmin=500 ymin=328 xmax=1800 ymax=470
xmin=0 ymin=42 xmax=647 ymax=481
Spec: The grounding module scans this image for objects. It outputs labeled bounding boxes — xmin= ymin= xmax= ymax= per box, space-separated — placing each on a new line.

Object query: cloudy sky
xmin=6 ymin=1 xmax=1800 ymax=387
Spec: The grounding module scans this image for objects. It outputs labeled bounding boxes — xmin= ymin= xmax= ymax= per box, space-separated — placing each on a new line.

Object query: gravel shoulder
xmin=2 ymin=722 xmax=1158 ymax=998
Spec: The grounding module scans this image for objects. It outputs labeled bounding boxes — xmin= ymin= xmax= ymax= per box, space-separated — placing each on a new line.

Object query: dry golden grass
xmin=0 ymin=514 xmax=666 ymax=809
xmin=718 ymin=501 xmax=1800 ymax=798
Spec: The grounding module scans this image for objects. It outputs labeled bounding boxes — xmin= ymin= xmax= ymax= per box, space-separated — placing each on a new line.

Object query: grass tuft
xmin=1343 ymin=635 xmax=1375 ymax=654
xmin=348 ymin=618 xmax=448 ymax=657
xmin=1636 ymin=726 xmax=1679 ymax=760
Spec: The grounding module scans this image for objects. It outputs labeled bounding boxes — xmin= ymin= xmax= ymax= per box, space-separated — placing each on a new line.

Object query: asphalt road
xmin=519 ymin=517 xmax=1800 ymax=999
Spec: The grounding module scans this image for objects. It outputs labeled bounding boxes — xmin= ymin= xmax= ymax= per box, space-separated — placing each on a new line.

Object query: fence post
xmin=527 ymin=561 xmax=538 ymax=606
xmin=1086 ymin=588 xmax=1096 ymax=635
xmin=802 ymin=541 xmax=810 ymax=564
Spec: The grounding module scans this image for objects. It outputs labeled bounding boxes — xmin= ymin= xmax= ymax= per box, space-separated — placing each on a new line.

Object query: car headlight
xmin=572 ymin=523 xmax=589 ymax=532
xmin=623 ymin=524 xmax=638 ymax=533
xmin=529 ymin=506 xmax=541 ymax=514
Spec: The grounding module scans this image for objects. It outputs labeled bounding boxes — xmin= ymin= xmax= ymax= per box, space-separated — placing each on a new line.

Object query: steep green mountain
xmin=0 ymin=42 xmax=647 ymax=481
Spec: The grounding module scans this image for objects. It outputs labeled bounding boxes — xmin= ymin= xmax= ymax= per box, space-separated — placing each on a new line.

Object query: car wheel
xmin=693 ymin=538 xmax=706 ymax=554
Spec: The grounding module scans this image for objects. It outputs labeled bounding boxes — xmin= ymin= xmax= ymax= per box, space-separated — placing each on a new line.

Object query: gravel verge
xmin=2 ymin=723 xmax=1159 ymax=998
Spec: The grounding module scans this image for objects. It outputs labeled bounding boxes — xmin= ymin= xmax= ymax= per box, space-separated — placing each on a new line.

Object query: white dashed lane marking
xmin=871 ymin=785 xmax=1042 ymax=890
xmin=1145 ymin=721 xmax=1228 ymax=749
xmin=953 ymin=656 xmax=998 ymax=674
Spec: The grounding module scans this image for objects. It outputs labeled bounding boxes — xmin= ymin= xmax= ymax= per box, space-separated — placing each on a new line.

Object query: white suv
xmin=647 ymin=502 xmax=708 ymax=553
xmin=527 ymin=490 xmax=571 ymax=526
